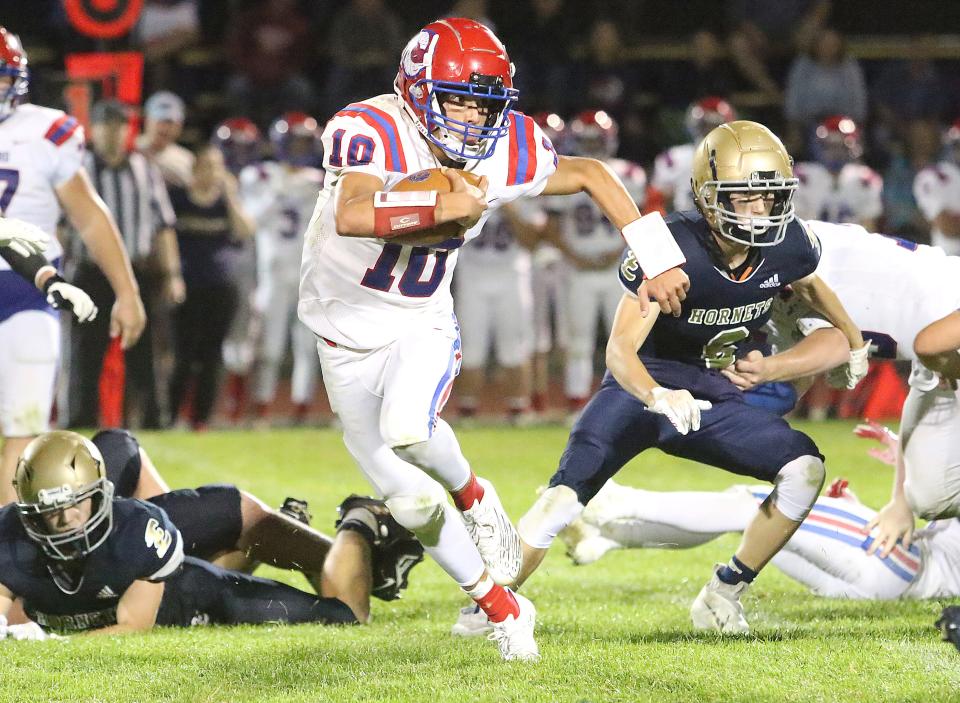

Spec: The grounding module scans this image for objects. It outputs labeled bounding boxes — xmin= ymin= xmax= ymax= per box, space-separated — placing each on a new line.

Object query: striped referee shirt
xmin=71 ymin=149 xmax=177 ymax=264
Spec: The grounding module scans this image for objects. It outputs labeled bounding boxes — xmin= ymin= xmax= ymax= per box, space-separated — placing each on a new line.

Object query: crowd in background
xmin=12 ymin=0 xmax=960 ymax=428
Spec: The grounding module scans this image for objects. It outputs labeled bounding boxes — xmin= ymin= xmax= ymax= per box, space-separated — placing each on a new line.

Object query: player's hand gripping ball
xmin=387 ymin=168 xmax=486 ymax=248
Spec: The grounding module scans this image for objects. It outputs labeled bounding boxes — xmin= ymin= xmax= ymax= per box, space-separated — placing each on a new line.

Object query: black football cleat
xmin=279 ymin=497 xmax=313 ymax=526
xmin=335 ymin=494 xmax=425 ymax=601
xmin=936 ymin=606 xmax=960 ymax=652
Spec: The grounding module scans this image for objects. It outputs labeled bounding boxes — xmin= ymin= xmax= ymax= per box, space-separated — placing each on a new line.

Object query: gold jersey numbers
xmin=620 ymin=249 xmax=640 ymax=283
xmin=144 ymin=518 xmax=172 ymax=559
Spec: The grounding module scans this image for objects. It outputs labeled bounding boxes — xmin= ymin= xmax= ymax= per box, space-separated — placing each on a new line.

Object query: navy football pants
xmin=551 ymin=371 xmax=821 ymax=505
xmin=158 ymin=557 xmax=356 ymax=627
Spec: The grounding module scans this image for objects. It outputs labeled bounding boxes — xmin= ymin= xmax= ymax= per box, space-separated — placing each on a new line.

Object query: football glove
xmin=43 ymin=275 xmax=98 ymax=323
xmin=5 ymin=621 xmax=64 ymax=641
xmin=0 ymin=217 xmax=48 ymax=257
xmin=647 ymin=386 xmax=712 ymax=435
xmin=936 ymin=606 xmax=960 ymax=653
xmin=827 ymin=340 xmax=871 ymax=390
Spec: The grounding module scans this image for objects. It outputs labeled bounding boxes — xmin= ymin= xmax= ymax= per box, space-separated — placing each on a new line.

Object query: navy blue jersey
xmin=0 ymin=499 xmax=183 ymax=632
xmin=618 ymin=210 xmax=820 ymax=368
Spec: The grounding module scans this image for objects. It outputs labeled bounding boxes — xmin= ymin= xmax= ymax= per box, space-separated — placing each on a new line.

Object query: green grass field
xmin=3 ymin=421 xmax=959 ymax=703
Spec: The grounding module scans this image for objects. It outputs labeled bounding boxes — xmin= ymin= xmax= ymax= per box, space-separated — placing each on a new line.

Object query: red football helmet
xmin=813 ymin=115 xmax=862 ymax=172
xmin=685 ymin=97 xmax=737 ymax=142
xmin=210 ymin=117 xmax=262 ymax=173
xmin=0 ymin=27 xmax=28 ymax=121
xmin=394 ymin=17 xmax=518 ymax=162
xmin=568 ymin=110 xmax=618 ymax=158
xmin=269 ymin=111 xmax=321 ymax=168
xmin=531 ymin=111 xmax=566 ymax=152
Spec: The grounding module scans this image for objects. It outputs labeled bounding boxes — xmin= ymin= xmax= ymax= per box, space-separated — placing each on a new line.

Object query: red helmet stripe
xmin=338 ymin=104 xmax=407 ymax=172
xmin=45 ymin=115 xmax=80 ymax=146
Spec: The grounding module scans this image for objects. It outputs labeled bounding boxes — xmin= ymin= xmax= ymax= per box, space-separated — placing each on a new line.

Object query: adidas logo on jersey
xmin=96 ymin=586 xmax=117 ymax=600
xmin=758 ymin=274 xmax=781 ymax=289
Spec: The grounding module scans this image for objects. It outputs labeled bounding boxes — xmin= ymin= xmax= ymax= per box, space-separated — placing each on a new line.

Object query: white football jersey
xmin=457 ymin=199 xmax=543 ymax=274
xmin=240 ymin=161 xmax=323 ymax=255
xmin=905 ymin=519 xmax=960 ymax=599
xmin=299 ymin=94 xmax=557 ymax=349
xmin=913 ymin=161 xmax=960 ymax=256
xmin=546 ymin=158 xmax=646 ymax=261
xmin=793 ymin=162 xmax=883 ymax=225
xmin=767 ymin=220 xmax=960 ymax=360
xmin=0 ymin=104 xmax=85 ymax=269
xmin=651 ymin=143 xmax=695 ymax=212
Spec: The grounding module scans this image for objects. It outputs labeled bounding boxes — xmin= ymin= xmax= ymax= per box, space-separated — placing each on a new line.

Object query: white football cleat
xmin=557 ymin=514 xmax=600 ymax=555
xmin=460 ymin=478 xmax=523 ymax=586
xmin=690 ymin=565 xmax=750 ymax=634
xmin=569 ymin=535 xmax=622 ymax=565
xmin=450 ymin=603 xmax=493 ymax=637
xmin=488 ymin=591 xmax=539 ymax=662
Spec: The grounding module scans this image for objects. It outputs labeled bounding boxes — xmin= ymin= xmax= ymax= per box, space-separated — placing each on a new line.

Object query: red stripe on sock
xmin=452 ymin=473 xmax=485 ymax=511
xmin=474 ymin=584 xmax=519 ymax=623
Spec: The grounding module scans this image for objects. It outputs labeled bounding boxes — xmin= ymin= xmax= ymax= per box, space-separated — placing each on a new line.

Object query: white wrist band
xmin=621 ymin=211 xmax=685 ymax=279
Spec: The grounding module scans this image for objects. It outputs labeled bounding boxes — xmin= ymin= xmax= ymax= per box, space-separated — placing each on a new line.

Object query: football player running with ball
xmin=298 ymin=17 xmax=688 ymax=661
xmin=510 ymin=121 xmax=865 ymax=635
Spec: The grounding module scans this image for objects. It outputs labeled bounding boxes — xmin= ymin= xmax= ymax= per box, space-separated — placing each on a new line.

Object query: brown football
xmin=386 ymin=168 xmax=484 ymax=247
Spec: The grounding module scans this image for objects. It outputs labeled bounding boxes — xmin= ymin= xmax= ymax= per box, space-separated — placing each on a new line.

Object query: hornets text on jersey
xmin=618 ymin=209 xmax=820 ymax=371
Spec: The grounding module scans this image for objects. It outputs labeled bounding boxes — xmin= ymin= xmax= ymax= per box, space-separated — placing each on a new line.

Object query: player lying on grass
xmin=554 ymin=426 xmax=957 ymax=601
xmin=508 ymin=121 xmax=866 ymax=635
xmin=87 ymin=428 xmax=422 ymax=602
xmin=0 ymin=431 xmax=423 ymax=639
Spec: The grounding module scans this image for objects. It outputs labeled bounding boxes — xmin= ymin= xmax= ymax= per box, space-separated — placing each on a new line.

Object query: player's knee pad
xmin=384 ymin=483 xmax=448 ymax=546
xmin=771 ymin=455 xmax=825 ymax=522
xmin=517 ymin=484 xmax=584 ymax=549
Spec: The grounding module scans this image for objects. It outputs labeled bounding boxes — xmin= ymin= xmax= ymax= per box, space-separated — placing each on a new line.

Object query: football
xmin=386 ymin=168 xmax=485 ymax=247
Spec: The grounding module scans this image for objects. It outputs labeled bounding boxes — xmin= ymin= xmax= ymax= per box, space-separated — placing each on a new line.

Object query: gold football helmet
xmin=691 ymin=120 xmax=798 ymax=247
xmin=13 ymin=431 xmax=114 ymax=560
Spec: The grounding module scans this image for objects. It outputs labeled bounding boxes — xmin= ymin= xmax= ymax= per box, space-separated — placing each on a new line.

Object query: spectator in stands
xmin=784 ymin=28 xmax=868 ymax=155
xmin=726 ymin=0 xmax=831 ymax=99
xmin=658 ymin=30 xmax=741 ymax=110
xmin=167 ymin=146 xmax=255 ymax=430
xmin=871 ymin=38 xmax=950 ymax=160
xmin=136 ymin=91 xmax=194 ymax=189
xmin=225 ymin=0 xmax=316 ymax=125
xmin=135 ymin=0 xmax=200 ymax=89
xmin=445 ymin=0 xmax=495 ymax=29
xmin=66 ymin=100 xmax=182 ymax=430
xmin=324 ymin=0 xmax=403 ymax=116
xmin=570 ymin=18 xmax=639 ymax=118
xmin=884 ymin=119 xmax=942 ymax=241
xmin=508 ymin=0 xmax=575 ymax=111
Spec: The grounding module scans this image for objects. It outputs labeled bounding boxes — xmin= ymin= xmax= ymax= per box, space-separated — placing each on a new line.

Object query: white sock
xmin=600 ymin=519 xmax=723 ymax=549
xmin=425 ymin=502 xmax=486 ymax=587
xmin=584 ymin=482 xmax=759 ymax=534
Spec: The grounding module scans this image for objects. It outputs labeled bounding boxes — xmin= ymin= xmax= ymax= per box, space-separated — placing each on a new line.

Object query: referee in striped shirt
xmin=65 ymin=100 xmax=184 ymax=429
